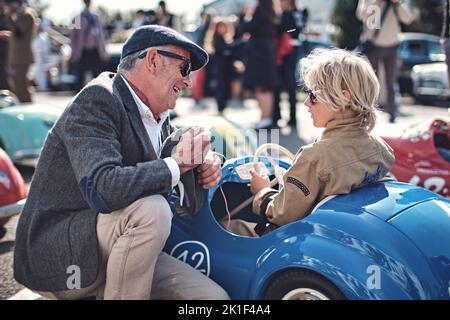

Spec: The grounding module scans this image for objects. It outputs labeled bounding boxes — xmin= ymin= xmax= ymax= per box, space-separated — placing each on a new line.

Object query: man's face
xmin=145 ymin=46 xmax=192 ymax=115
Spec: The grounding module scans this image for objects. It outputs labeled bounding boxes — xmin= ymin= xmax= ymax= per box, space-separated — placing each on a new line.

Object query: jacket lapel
xmin=112 ymin=74 xmax=158 ymax=161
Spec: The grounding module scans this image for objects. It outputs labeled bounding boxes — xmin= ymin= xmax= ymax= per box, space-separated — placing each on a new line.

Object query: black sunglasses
xmin=139 ymin=49 xmax=191 ymax=77
xmin=304 ymin=87 xmax=318 ymax=104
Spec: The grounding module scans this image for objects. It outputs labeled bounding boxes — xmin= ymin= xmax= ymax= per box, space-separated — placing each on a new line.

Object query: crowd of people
xmin=0 ymin=0 xmax=182 ymax=102
xmin=0 ymin=0 xmax=423 ymax=127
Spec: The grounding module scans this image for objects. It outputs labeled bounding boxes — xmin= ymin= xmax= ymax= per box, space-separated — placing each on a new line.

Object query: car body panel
xmin=0 ymin=104 xmax=62 ymax=163
xmin=397 ymin=33 xmax=445 ymax=94
xmin=164 ymin=156 xmax=450 ymax=300
xmin=389 ymin=200 xmax=450 ymax=291
xmin=383 ymin=119 xmax=450 ymax=198
xmin=0 ymin=148 xmax=26 ymax=229
xmin=411 ymin=62 xmax=450 ymax=100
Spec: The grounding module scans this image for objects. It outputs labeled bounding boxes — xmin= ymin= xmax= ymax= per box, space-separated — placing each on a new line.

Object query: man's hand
xmin=250 ymin=170 xmax=270 ymax=195
xmin=173 ymin=127 xmax=211 ymax=175
xmin=197 ymin=151 xmax=222 ymax=189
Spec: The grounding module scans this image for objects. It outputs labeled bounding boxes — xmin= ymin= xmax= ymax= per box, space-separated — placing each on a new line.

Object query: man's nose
xmin=183 ymin=74 xmax=192 ymax=88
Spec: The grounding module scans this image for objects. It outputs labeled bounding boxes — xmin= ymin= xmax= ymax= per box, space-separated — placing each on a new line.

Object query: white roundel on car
xmin=170 ymin=241 xmax=211 ymax=277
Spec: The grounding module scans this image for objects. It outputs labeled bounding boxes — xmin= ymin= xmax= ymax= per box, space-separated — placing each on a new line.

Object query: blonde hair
xmin=301 ymin=48 xmax=380 ymax=131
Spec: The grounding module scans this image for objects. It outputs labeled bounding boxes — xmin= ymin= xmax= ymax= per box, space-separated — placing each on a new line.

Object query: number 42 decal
xmin=170 ymin=241 xmax=211 ymax=277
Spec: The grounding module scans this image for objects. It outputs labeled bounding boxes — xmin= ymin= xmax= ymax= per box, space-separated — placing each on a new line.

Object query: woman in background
xmin=241 ymin=0 xmax=278 ymax=129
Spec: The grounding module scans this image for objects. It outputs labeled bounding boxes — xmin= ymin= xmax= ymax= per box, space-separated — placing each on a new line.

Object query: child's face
xmin=304 ymin=89 xmax=336 ymax=128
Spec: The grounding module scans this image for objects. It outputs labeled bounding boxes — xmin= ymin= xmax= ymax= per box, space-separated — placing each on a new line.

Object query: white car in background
xmin=410 ymin=62 xmax=450 ymax=104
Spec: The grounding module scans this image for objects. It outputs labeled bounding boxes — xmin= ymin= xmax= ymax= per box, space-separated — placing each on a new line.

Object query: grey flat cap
xmin=121 ymin=25 xmax=209 ymax=71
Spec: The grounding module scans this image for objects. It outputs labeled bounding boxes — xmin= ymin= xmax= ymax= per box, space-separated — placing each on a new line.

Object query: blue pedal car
xmin=164 ymin=144 xmax=450 ymax=300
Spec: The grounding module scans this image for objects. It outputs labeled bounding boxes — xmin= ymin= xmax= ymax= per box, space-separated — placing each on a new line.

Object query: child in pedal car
xmin=223 ymin=48 xmax=395 ymax=236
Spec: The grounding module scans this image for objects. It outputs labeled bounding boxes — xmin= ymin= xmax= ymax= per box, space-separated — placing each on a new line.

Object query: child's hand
xmin=250 ymin=170 xmax=270 ymax=195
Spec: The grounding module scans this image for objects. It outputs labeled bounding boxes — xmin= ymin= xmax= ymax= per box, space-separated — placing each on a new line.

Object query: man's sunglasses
xmin=304 ymin=87 xmax=318 ymax=104
xmin=139 ymin=49 xmax=192 ymax=77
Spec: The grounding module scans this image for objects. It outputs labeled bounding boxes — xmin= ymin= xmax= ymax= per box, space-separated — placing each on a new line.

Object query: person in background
xmin=204 ymin=17 xmax=236 ymax=114
xmin=191 ymin=8 xmax=215 ymax=109
xmin=273 ymin=0 xmax=304 ymax=128
xmin=156 ymin=1 xmax=181 ymax=32
xmin=0 ymin=0 xmax=11 ymax=90
xmin=132 ymin=9 xmax=150 ymax=29
xmin=242 ymin=0 xmax=278 ymax=130
xmin=32 ymin=19 xmax=50 ymax=91
xmin=2 ymin=0 xmax=37 ymax=102
xmin=70 ymin=0 xmax=107 ymax=92
xmin=223 ymin=49 xmax=394 ymax=237
xmin=228 ymin=5 xmax=250 ymax=109
xmin=356 ymin=0 xmax=412 ymax=123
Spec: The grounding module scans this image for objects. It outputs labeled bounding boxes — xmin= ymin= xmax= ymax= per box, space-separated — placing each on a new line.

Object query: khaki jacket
xmin=6 ymin=6 xmax=37 ymax=66
xmin=253 ymin=117 xmax=395 ymax=227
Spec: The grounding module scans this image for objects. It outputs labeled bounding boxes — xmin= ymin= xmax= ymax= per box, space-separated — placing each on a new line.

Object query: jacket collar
xmin=112 ymin=73 xmax=159 ymax=160
xmin=321 ymin=117 xmax=369 ymax=139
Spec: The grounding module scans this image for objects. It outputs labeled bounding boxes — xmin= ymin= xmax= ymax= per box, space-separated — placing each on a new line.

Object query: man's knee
xmin=203 ymin=285 xmax=230 ymax=300
xmin=128 ymin=195 xmax=173 ymax=239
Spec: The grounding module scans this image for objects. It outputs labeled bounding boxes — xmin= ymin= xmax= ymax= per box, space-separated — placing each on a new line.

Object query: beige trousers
xmin=220 ymin=217 xmax=259 ymax=237
xmin=39 ymin=195 xmax=229 ymax=300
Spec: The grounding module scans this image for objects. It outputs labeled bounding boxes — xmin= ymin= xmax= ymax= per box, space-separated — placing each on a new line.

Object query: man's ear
xmin=145 ymin=48 xmax=159 ymax=74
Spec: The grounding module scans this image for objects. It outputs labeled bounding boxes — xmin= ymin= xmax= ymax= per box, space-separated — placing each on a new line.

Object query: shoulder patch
xmin=286 ymin=177 xmax=310 ymax=196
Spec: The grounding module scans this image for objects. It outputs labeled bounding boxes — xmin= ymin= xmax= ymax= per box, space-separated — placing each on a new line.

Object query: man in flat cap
xmin=14 ymin=25 xmax=229 ymax=300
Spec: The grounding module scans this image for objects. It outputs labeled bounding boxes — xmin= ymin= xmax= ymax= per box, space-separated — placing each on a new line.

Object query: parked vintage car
xmin=383 ymin=119 xmax=450 ymax=198
xmin=397 ymin=33 xmax=445 ymax=94
xmin=0 ymin=91 xmax=62 ymax=165
xmin=0 ymin=147 xmax=26 ymax=239
xmin=164 ymin=144 xmax=450 ymax=300
xmin=410 ymin=62 xmax=450 ymax=104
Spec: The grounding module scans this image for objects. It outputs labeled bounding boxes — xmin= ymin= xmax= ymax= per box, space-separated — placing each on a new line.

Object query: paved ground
xmin=1 ymin=91 xmax=448 ymax=300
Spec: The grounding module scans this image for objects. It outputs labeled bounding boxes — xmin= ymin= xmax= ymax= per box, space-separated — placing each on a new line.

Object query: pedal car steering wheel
xmin=229 ymin=144 xmax=295 ymax=217
xmin=253 ymin=143 xmax=295 ymax=187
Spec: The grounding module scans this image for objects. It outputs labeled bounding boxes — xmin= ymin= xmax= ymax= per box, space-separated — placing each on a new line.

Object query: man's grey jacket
xmin=14 ymin=73 xmax=176 ymax=291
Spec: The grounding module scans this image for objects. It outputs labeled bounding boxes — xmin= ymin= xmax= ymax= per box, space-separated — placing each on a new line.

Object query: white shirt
xmin=121 ymin=75 xmax=180 ymax=188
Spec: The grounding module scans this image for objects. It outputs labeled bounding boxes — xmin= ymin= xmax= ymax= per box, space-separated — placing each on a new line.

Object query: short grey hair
xmin=117 ymin=49 xmax=147 ymax=73
xmin=117 ymin=45 xmax=171 ymax=74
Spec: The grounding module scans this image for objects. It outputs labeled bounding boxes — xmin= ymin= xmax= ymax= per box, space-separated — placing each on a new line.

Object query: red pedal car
xmin=383 ymin=119 xmax=450 ymax=197
xmin=0 ymin=147 xmax=26 ymax=239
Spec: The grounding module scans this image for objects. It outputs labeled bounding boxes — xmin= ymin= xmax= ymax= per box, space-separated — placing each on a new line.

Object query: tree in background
xmin=331 ymin=0 xmax=362 ymax=50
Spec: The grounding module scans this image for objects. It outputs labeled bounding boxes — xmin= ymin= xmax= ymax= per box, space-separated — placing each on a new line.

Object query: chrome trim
xmin=13 ymin=149 xmax=41 ymax=160
xmin=0 ymin=199 xmax=26 ymax=219
xmin=282 ymin=288 xmax=330 ymax=300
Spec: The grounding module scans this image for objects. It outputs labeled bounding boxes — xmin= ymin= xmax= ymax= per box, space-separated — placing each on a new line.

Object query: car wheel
xmin=262 ymin=269 xmax=346 ymax=300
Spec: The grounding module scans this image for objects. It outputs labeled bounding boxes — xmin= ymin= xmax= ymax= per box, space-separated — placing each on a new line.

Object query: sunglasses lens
xmin=305 ymin=88 xmax=316 ymax=103
xmin=182 ymin=62 xmax=191 ymax=77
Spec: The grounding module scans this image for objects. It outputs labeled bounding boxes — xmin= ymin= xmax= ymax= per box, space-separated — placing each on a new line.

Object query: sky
xmin=41 ymin=0 xmax=211 ymax=24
